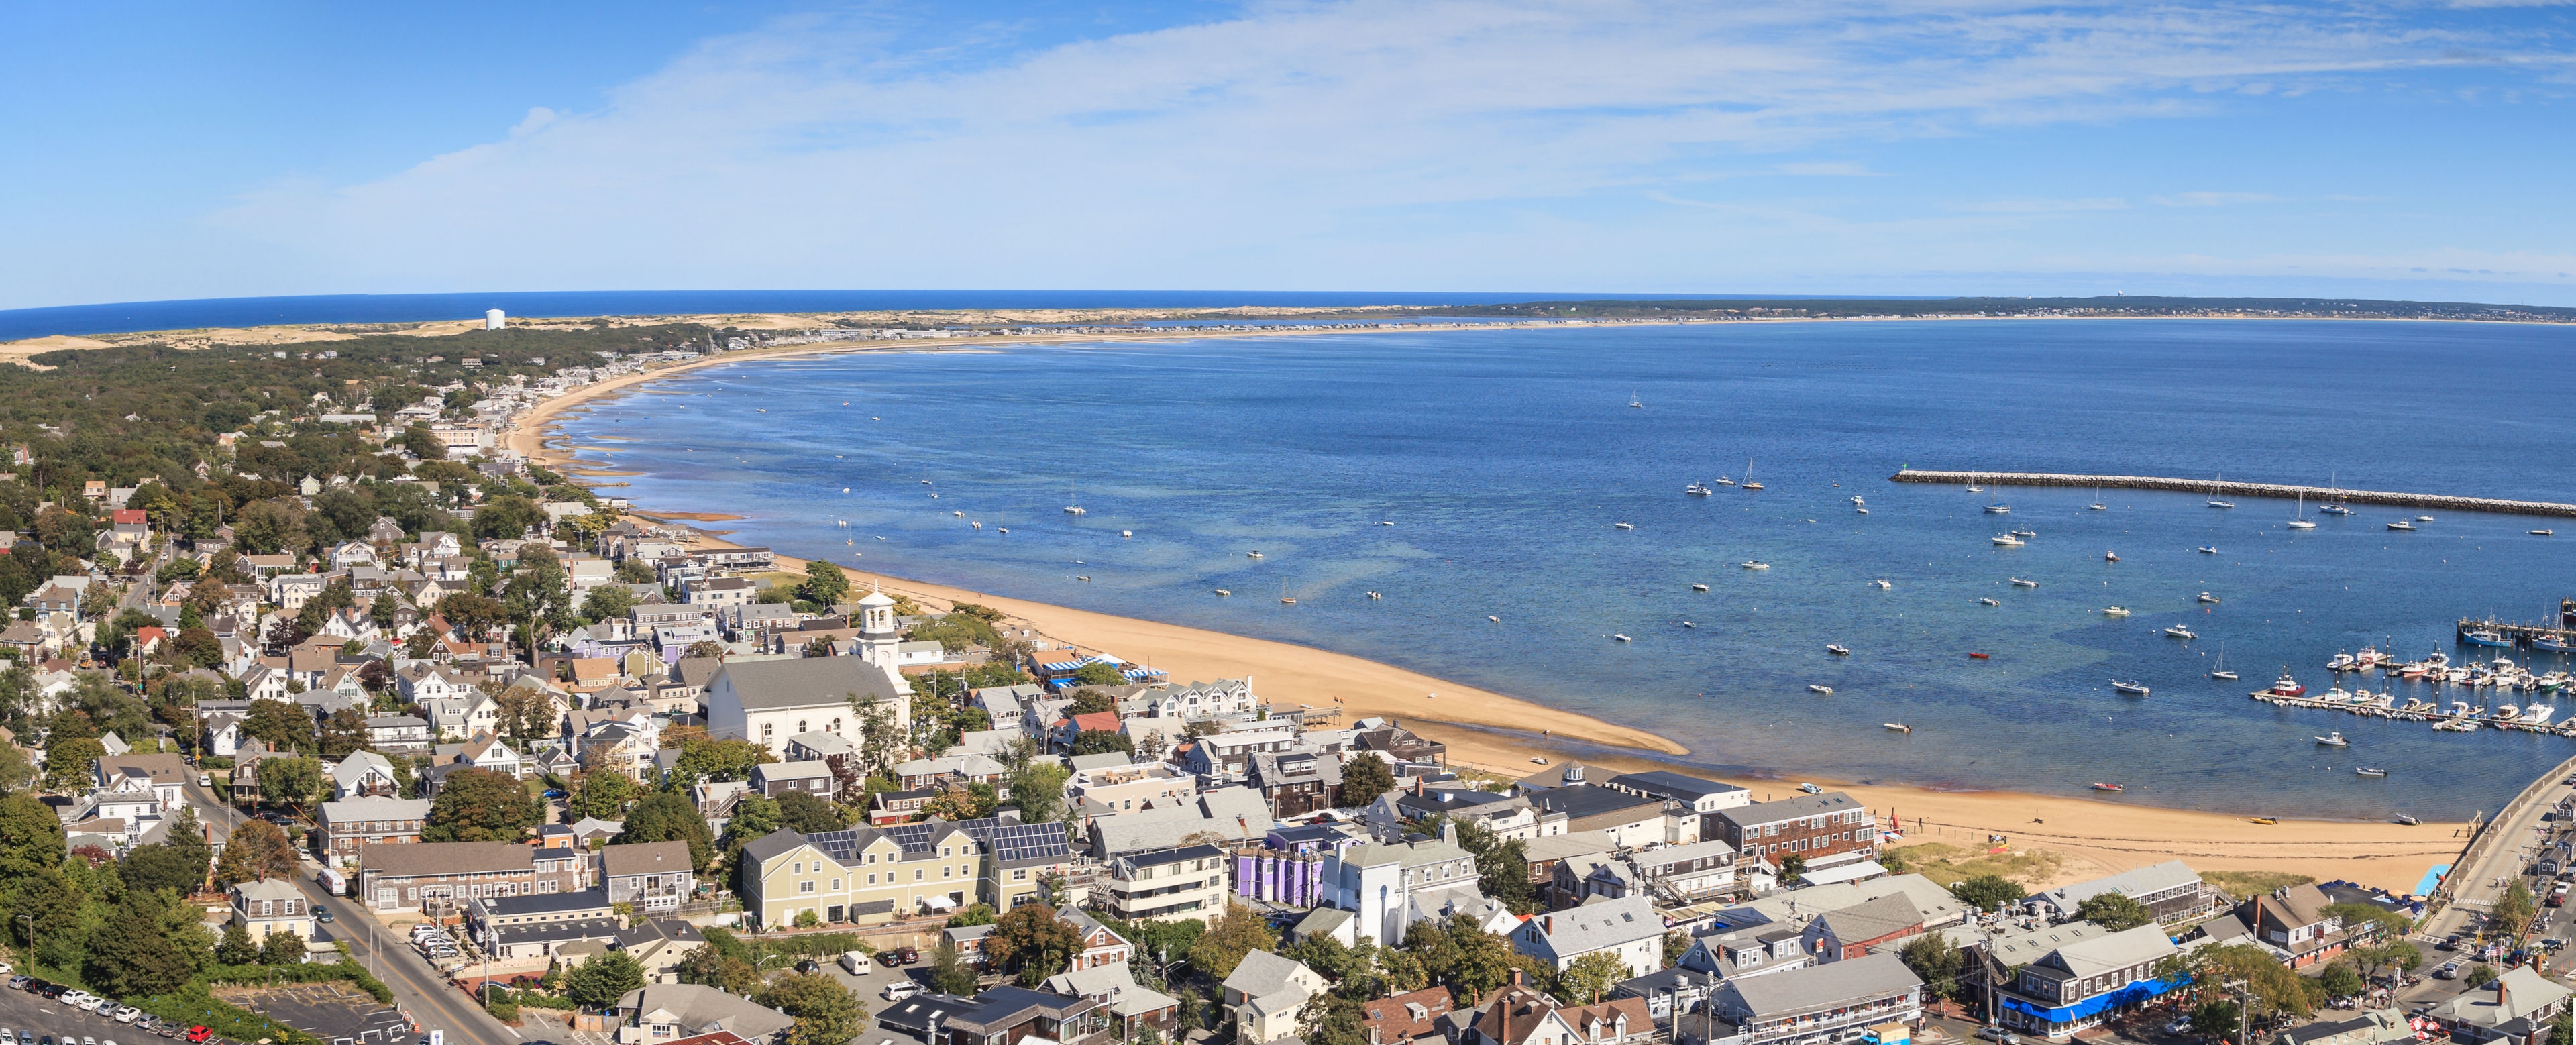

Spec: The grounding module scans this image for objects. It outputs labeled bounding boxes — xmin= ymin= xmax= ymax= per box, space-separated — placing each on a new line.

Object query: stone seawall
xmin=1889 ymin=470 xmax=2576 ymax=519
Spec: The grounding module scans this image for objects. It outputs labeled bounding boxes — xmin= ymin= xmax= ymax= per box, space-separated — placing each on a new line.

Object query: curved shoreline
xmin=507 ymin=324 xmax=2471 ymax=894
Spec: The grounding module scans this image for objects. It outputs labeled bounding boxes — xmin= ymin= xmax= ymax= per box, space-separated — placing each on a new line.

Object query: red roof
xmin=112 ymin=509 xmax=147 ymax=525
xmin=1069 ymin=711 xmax=1120 ymax=733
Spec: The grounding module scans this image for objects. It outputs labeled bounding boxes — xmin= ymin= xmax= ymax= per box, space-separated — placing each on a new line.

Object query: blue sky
xmin=5 ymin=1 xmax=2574 ymax=309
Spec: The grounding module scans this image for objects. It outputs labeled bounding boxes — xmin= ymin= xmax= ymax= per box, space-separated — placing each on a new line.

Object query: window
xmin=800 ymin=881 xmax=816 ymax=894
xmin=868 ymin=873 xmax=877 ymax=885
xmin=832 ymin=879 xmax=842 ymax=890
xmin=794 ymin=862 xmax=804 ymax=873
xmin=799 ymin=720 xmax=809 ymax=733
xmin=1014 ymin=869 xmax=1028 ymax=881
xmin=915 ymin=869 xmax=924 ymax=881
xmin=943 ymin=866 xmax=953 ymax=878
xmin=763 ymin=724 xmax=773 ymax=742
xmin=831 ymin=717 xmax=843 ymax=732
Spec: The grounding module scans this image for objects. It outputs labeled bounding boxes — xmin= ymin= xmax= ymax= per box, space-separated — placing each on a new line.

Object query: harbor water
xmin=558 ymin=317 xmax=2576 ymax=820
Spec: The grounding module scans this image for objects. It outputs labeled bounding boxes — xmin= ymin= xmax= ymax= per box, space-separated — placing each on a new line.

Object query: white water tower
xmin=484 ymin=309 xmax=506 ymax=330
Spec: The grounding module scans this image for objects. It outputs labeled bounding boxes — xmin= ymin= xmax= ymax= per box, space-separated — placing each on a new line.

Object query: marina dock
xmin=1889 ymin=470 xmax=2576 ymax=518
xmin=2248 ymin=688 xmax=2576 ymax=738
xmin=2455 ymin=616 xmax=2576 ymax=649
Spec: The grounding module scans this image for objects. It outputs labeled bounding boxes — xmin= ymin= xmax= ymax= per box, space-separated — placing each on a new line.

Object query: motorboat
xmin=1871 ymin=579 xmax=1893 ymax=590
xmin=2198 ymin=592 xmax=2220 ymax=604
xmin=2394 ymin=813 xmax=2419 ymax=824
xmin=2267 ymin=672 xmax=2308 ymax=697
xmin=1247 ymin=551 xmax=1263 ymax=558
xmin=2091 ymin=782 xmax=2126 ymax=792
xmin=1992 ymin=534 xmax=2025 ymax=547
xmin=1852 ymin=496 xmax=1866 ymax=506
xmin=1614 ymin=522 xmax=1634 ymax=530
xmin=2418 ymin=515 xmax=2435 ymax=522
xmin=1214 ymin=588 xmax=1231 ymax=596
xmin=2326 ymin=652 xmax=2357 ymax=672
xmin=2164 ymin=624 xmax=2197 ymax=639
xmin=2102 ymin=606 xmax=2131 ymax=616
xmin=2387 ymin=520 xmax=2416 ymax=531
xmin=2010 ymin=529 xmax=2037 ymax=537
xmin=1979 ymin=598 xmax=2002 ymax=607
xmin=1612 ymin=633 xmax=1632 ymax=642
xmin=2249 ymin=817 xmax=2277 ymax=825
xmin=2316 ymin=731 xmax=2349 ymax=747
xmin=2536 ymin=530 xmax=2556 ymax=536
xmin=1714 ymin=476 xmax=1735 ymax=486
xmin=1968 ymin=651 xmax=1991 ymax=659
xmin=1827 ymin=644 xmax=1851 ymax=655
xmin=2010 ymin=578 xmax=2039 ymax=587
xmin=2105 ymin=551 xmax=2120 ymax=561
xmin=1985 ymin=504 xmax=2012 ymax=514
xmin=2197 ymin=545 xmax=2220 ymax=554
xmin=1686 ymin=484 xmax=1713 ymax=496
xmin=2461 ymin=629 xmax=2512 ymax=648
xmin=1690 ymin=583 xmax=1710 ymax=592
xmin=2111 ymin=679 xmax=2151 ymax=695
xmin=1856 ymin=507 xmax=1868 ymax=514
xmin=2356 ymin=767 xmax=2388 ymax=777
xmin=1741 ymin=561 xmax=1770 ymax=570
xmin=1809 ymin=684 xmax=1834 ymax=694
xmin=1884 ymin=722 xmax=1911 ymax=733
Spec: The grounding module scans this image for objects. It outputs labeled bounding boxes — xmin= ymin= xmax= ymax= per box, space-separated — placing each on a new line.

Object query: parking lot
xmin=207 ymin=983 xmax=409 ymax=1045
xmin=0 ymin=979 xmax=201 ymax=1045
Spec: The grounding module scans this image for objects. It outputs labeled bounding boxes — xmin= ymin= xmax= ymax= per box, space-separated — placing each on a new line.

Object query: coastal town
xmin=0 ymin=333 xmax=2565 ymax=1045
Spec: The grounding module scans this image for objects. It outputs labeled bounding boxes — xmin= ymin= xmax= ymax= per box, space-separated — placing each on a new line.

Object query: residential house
xmin=602 ymin=840 xmax=698 ymax=913
xmin=1322 ymin=825 xmax=1518 ymax=948
xmin=748 ymin=760 xmax=839 ymax=799
xmin=614 ymin=919 xmax=710 ymax=984
xmin=1993 ymin=923 xmax=2184 ymax=1040
xmin=932 ymin=987 xmax=1110 ymax=1045
xmin=2272 ymin=1009 xmax=2439 ymax=1045
xmin=1222 ymin=951 xmax=1326 ymax=1044
xmin=1364 ymin=784 xmax=1556 ymax=844
xmin=1631 ymin=840 xmax=1741 ymax=904
xmin=1137 ymin=678 xmax=1259 ymax=722
xmin=1087 ymin=787 xmax=1275 ymax=859
xmin=703 ymin=657 xmax=910 ymax=756
xmin=1464 ymin=981 xmax=1656 ymax=1045
xmin=1602 ymin=771 xmax=1751 ymax=837
xmin=1700 ymin=952 xmax=1924 ymax=1045
xmin=1100 ymin=844 xmax=1230 ymax=922
xmin=1177 ymin=722 xmax=1301 ymax=781
xmin=739 ymin=814 xmax=1072 ymax=929
xmin=317 ymin=796 xmax=434 ymax=863
xmin=1360 ymin=985 xmax=1456 ymax=1045
xmin=2424 ymin=967 xmax=2571 ymax=1045
xmin=366 ymin=715 xmax=433 ymax=752
xmin=2235 ymin=884 xmax=2356 ymax=969
xmin=1247 ymin=750 xmax=1342 ymax=818
xmin=1042 ymin=964 xmax=1180 ymax=1042
xmin=1799 ymin=893 xmax=1925 ymax=963
xmin=1512 ymin=895 xmax=1666 ymax=981
xmin=1526 ymin=775 xmax=1696 ymax=848
xmin=2032 ymin=860 xmax=2217 ymax=927
xmin=610 ymin=985 xmax=795 ymax=1045
xmin=1709 ymin=793 xmax=1876 ymax=871
xmin=1069 ymin=761 xmax=1199 ymax=820
xmin=329 ymin=751 xmax=402 ymax=799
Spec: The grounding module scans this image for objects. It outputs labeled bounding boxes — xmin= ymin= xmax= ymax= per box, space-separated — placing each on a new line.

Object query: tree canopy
xmin=425 ymin=765 xmax=542 ymax=842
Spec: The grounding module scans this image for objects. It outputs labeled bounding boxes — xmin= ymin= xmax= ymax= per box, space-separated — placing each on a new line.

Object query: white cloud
xmin=146 ymin=0 xmax=2576 ymax=298
xmin=2152 ymin=192 xmax=2279 ymax=207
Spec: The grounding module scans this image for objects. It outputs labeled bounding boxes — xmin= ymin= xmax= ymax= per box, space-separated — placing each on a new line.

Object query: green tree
xmin=317 ymin=707 xmax=372 ymax=757
xmin=258 ymin=755 xmax=327 ymax=810
xmin=2075 ymin=893 xmax=2153 ymax=931
xmin=1342 ymin=755 xmax=1396 ymax=808
xmin=930 ymin=940 xmax=979 ymax=995
xmin=1066 ymin=689 xmax=1118 ymax=716
xmin=2318 ymin=963 xmax=2365 ymax=999
xmin=1898 ymin=932 xmax=1962 ymax=1001
xmin=215 ymin=921 xmax=261 ymax=965
xmin=213 ymin=817 xmax=299 ymax=887
xmin=120 ymin=840 xmax=211 ymax=895
xmin=1071 ymin=729 xmax=1132 ymax=756
xmin=947 ymin=903 xmax=998 ymax=928
xmin=1189 ymin=899 xmax=1280 ymax=983
xmin=1008 ymin=755 xmax=1070 ymax=824
xmin=1071 ymin=661 xmax=1125 ymax=688
xmin=1300 ymin=993 xmax=1369 ymax=1045
xmin=85 ymin=892 xmax=197 ymax=996
xmin=579 ymin=583 xmax=637 ymax=624
xmin=1452 ymin=821 xmax=1536 ymax=914
xmin=665 ymin=736 xmax=776 ymax=789
xmin=726 ymin=794 xmax=782 ymax=843
xmin=616 ymin=791 xmax=716 ymax=872
xmin=2464 ymin=963 xmax=2499 ymax=988
xmin=759 ymin=969 xmax=868 ymax=1045
xmin=1950 ymin=874 xmax=2027 ymax=913
xmin=800 ymin=561 xmax=851 ymax=606
xmin=259 ymin=926 xmax=307 ymax=965
xmin=1556 ymin=950 xmax=1629 ymax=1004
xmin=1778 ymin=852 xmax=1805 ymax=881
xmin=987 ymin=902 xmax=1085 ymax=987
xmin=567 ymin=949 xmax=648 ymax=1008
xmin=2493 ymin=881 xmax=2538 ymax=939
xmin=675 ymin=943 xmax=759 ymax=995
xmin=2183 ymin=943 xmax=2312 ymax=1022
xmin=570 ymin=771 xmax=639 ymax=821
xmin=2190 ymin=999 xmax=2242 ymax=1039
xmin=241 ymin=698 xmax=315 ymax=752
xmin=425 ymin=765 xmax=543 ymax=842
xmin=42 ymin=735 xmax=105 ymax=792
xmin=776 ymin=791 xmax=847 ymax=834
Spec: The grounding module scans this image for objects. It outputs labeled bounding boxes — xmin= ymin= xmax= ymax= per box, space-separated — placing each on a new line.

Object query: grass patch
xmin=1881 ymin=842 xmax=2064 ymax=889
xmin=2199 ymin=869 xmax=2314 ymax=900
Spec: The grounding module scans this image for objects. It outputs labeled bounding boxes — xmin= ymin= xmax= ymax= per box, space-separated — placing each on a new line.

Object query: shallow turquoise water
xmin=563 ymin=319 xmax=2576 ymax=820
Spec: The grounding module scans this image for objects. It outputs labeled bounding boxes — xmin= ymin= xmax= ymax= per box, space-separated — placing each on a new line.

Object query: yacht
xmin=2417 ymin=515 xmax=2435 ymax=522
xmin=1612 ymin=633 xmax=1631 ymax=642
xmin=1685 ymin=483 xmax=1713 ymax=496
xmin=1985 ymin=504 xmax=2012 ymax=514
xmin=1714 ymin=476 xmax=1736 ymax=486
xmin=2206 ymin=475 xmax=2235 ymax=509
xmin=2288 ymin=492 xmax=2315 ymax=529
xmin=1871 ymin=579 xmax=1893 ymax=590
xmin=2316 ymin=732 xmax=2349 ymax=747
xmin=1884 ymin=722 xmax=1912 ymax=733
xmin=2111 ymin=679 xmax=2151 ymax=695
xmin=1740 ymin=561 xmax=1770 ymax=570
xmin=2387 ymin=520 xmax=2416 ymax=531
xmin=2010 ymin=578 xmax=2039 ymax=588
xmin=1827 ymin=644 xmax=1851 ymax=655
xmin=1741 ymin=458 xmax=1762 ymax=490
xmin=1629 ymin=390 xmax=1642 ymax=408
xmin=2105 ymin=551 xmax=2120 ymax=561
xmin=1063 ymin=482 xmax=1086 ymax=515
xmin=1690 ymin=583 xmax=1710 ymax=592
xmin=2319 ymin=472 xmax=2351 ymax=514
xmin=1808 ymin=684 xmax=1834 ymax=694
xmin=2326 ymin=652 xmax=2357 ymax=672
xmin=2010 ymin=529 xmax=2037 ymax=537
xmin=1614 ymin=522 xmax=1635 ymax=530
xmin=2536 ymin=529 xmax=2556 ymax=537
xmin=2356 ymin=767 xmax=2389 ymax=777
xmin=2198 ymin=592 xmax=2221 ymax=604
xmin=2197 ymin=545 xmax=2220 ymax=554
xmin=2165 ymin=624 xmax=2197 ymax=639
xmin=1992 ymin=534 xmax=2025 ymax=547
xmin=2210 ymin=643 xmax=2238 ymax=681
xmin=2103 ymin=606 xmax=2131 ymax=616
xmin=1979 ymin=598 xmax=2002 ymax=607
xmin=1851 ymin=496 xmax=1866 ymax=506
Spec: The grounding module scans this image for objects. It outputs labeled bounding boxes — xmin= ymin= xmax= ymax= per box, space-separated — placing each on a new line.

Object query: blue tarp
xmin=2001 ymin=976 xmax=2186 ymax=1024
xmin=2415 ymin=864 xmax=2453 ymax=897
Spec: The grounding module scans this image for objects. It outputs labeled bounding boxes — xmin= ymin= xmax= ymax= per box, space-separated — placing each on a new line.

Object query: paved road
xmin=182 ymin=781 xmax=519 ymax=1045
xmin=2420 ymin=764 xmax=2576 ymax=945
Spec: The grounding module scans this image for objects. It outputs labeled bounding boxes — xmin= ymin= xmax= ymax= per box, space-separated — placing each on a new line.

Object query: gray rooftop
xmin=712 ymin=656 xmax=902 ymax=709
xmin=1715 ymin=952 xmax=1922 ymax=1021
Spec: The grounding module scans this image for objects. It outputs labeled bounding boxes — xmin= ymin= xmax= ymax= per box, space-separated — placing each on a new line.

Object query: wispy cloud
xmin=1954 ymin=197 xmax=2131 ymax=213
xmin=2152 ymin=192 xmax=2278 ymax=206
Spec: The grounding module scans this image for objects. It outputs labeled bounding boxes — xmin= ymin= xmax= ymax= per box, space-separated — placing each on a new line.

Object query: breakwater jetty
xmin=1888 ymin=470 xmax=2576 ymax=519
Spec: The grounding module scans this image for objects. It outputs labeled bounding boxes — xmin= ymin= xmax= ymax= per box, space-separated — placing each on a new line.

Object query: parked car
xmin=896 ymin=946 xmax=919 ymax=965
xmin=196 ymin=775 xmax=210 ymax=787
xmin=2166 ymin=1018 xmax=2193 ymax=1034
xmin=7 ymin=976 xmax=27 ymax=989
xmin=876 ymin=950 xmax=903 ymax=968
xmin=881 ymin=981 xmax=922 ymax=1002
xmin=541 ymin=789 xmax=566 ymax=800
xmin=313 ymin=910 xmax=333 ymax=923
xmin=115 ymin=1007 xmax=141 ymax=1023
xmin=186 ymin=1028 xmax=211 ymax=1044
xmin=1974 ymin=1029 xmax=2019 ymax=1045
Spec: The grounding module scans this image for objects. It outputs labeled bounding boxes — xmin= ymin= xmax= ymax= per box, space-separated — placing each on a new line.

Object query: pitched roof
xmin=1715 ymin=952 xmax=1922 ymax=1021
xmin=1528 ymin=895 xmax=1662 ymax=953
xmin=1811 ymin=893 xmax=1923 ymax=944
xmin=360 ymin=840 xmax=535 ymax=877
xmin=2037 ymin=922 xmax=2180 ymax=979
xmin=1715 ymin=791 xmax=1863 ymax=828
xmin=710 ymin=657 xmax=903 ymax=710
xmin=2037 ymin=859 xmax=2204 ymax=910
xmin=1042 ymin=963 xmax=1180 ymax=1018
xmin=613 ymin=984 xmax=795 ymax=1040
xmin=600 ymin=840 xmax=694 ymax=878
xmin=1223 ymin=949 xmax=1319 ymax=1001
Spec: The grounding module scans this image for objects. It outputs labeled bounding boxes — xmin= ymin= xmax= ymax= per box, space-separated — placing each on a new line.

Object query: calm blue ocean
xmin=559 ymin=319 xmax=2576 ymax=821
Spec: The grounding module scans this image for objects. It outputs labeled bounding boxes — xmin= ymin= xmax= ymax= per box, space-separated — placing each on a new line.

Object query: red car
xmin=186 ymin=1028 xmax=212 ymax=1044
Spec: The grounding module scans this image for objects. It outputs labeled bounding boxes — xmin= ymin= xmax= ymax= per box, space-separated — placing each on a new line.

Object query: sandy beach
xmin=512 ymin=327 xmax=2476 ymax=896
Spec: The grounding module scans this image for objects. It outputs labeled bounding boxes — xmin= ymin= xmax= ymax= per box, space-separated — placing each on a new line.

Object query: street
xmin=183 ymin=781 xmax=519 ymax=1045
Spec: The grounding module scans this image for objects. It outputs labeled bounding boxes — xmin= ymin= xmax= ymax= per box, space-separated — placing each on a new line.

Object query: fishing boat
xmin=1740 ymin=561 xmax=1770 ymax=570
xmin=1690 ymin=583 xmax=1710 ymax=592
xmin=2267 ymin=671 xmax=2308 ymax=697
xmin=1808 ymin=684 xmax=1833 ymax=694
xmin=2091 ymin=782 xmax=2125 ymax=792
xmin=2316 ymin=731 xmax=2349 ymax=747
xmin=1063 ymin=482 xmax=1086 ymax=515
xmin=1741 ymin=458 xmax=1762 ymax=491
xmin=2105 ymin=551 xmax=2120 ymax=561
xmin=2461 ymin=629 xmax=2512 ymax=648
xmin=2206 ymin=475 xmax=2235 ymax=509
xmin=1614 ymin=522 xmax=1634 ymax=530
xmin=2010 ymin=578 xmax=2039 ymax=588
xmin=1884 ymin=722 xmax=1911 ymax=733
xmin=2288 ymin=492 xmax=2316 ymax=529
xmin=1979 ymin=598 xmax=2002 ymax=607
xmin=2165 ymin=624 xmax=2197 ymax=639
xmin=2536 ymin=636 xmax=2576 ymax=653
xmin=2210 ymin=643 xmax=2238 ymax=681
xmin=2111 ymin=679 xmax=2151 ymax=695
xmin=2103 ymin=606 xmax=2131 ymax=616
xmin=2197 ymin=545 xmax=2220 ymax=554
xmin=1968 ymin=651 xmax=1991 ymax=659
xmin=2198 ymin=592 xmax=2221 ymax=604
xmin=1992 ymin=534 xmax=2025 ymax=547
xmin=1686 ymin=483 xmax=1712 ymax=496
xmin=2387 ymin=520 xmax=2416 ymax=531
xmin=1827 ymin=644 xmax=1851 ymax=655
xmin=1985 ymin=504 xmax=2012 ymax=514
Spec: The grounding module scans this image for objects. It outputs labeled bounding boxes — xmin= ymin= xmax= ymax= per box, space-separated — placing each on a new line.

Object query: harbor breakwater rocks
xmin=1890 ymin=470 xmax=2576 ymax=519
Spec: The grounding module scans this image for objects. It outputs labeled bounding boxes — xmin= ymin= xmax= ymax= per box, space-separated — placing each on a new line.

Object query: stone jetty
xmin=1889 ymin=470 xmax=2576 ymax=518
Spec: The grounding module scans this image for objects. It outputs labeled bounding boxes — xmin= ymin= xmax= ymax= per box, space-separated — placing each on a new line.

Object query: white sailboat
xmin=2288 ymin=492 xmax=2315 ymax=530
xmin=2206 ymin=474 xmax=2234 ymax=509
xmin=1063 ymin=482 xmax=1087 ymax=515
xmin=2209 ymin=643 xmax=2239 ymax=681
xmin=2319 ymin=470 xmax=2352 ymax=514
xmin=1741 ymin=457 xmax=1763 ymax=491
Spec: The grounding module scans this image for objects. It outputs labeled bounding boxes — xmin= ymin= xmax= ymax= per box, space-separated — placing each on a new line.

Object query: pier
xmin=2248 ymin=689 xmax=2576 ymax=738
xmin=2456 ymin=616 xmax=2576 ymax=650
xmin=1888 ymin=470 xmax=2576 ymax=518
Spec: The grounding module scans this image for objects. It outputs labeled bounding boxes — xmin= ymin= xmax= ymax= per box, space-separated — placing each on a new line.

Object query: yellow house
xmin=741 ymin=815 xmax=1073 ymax=929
